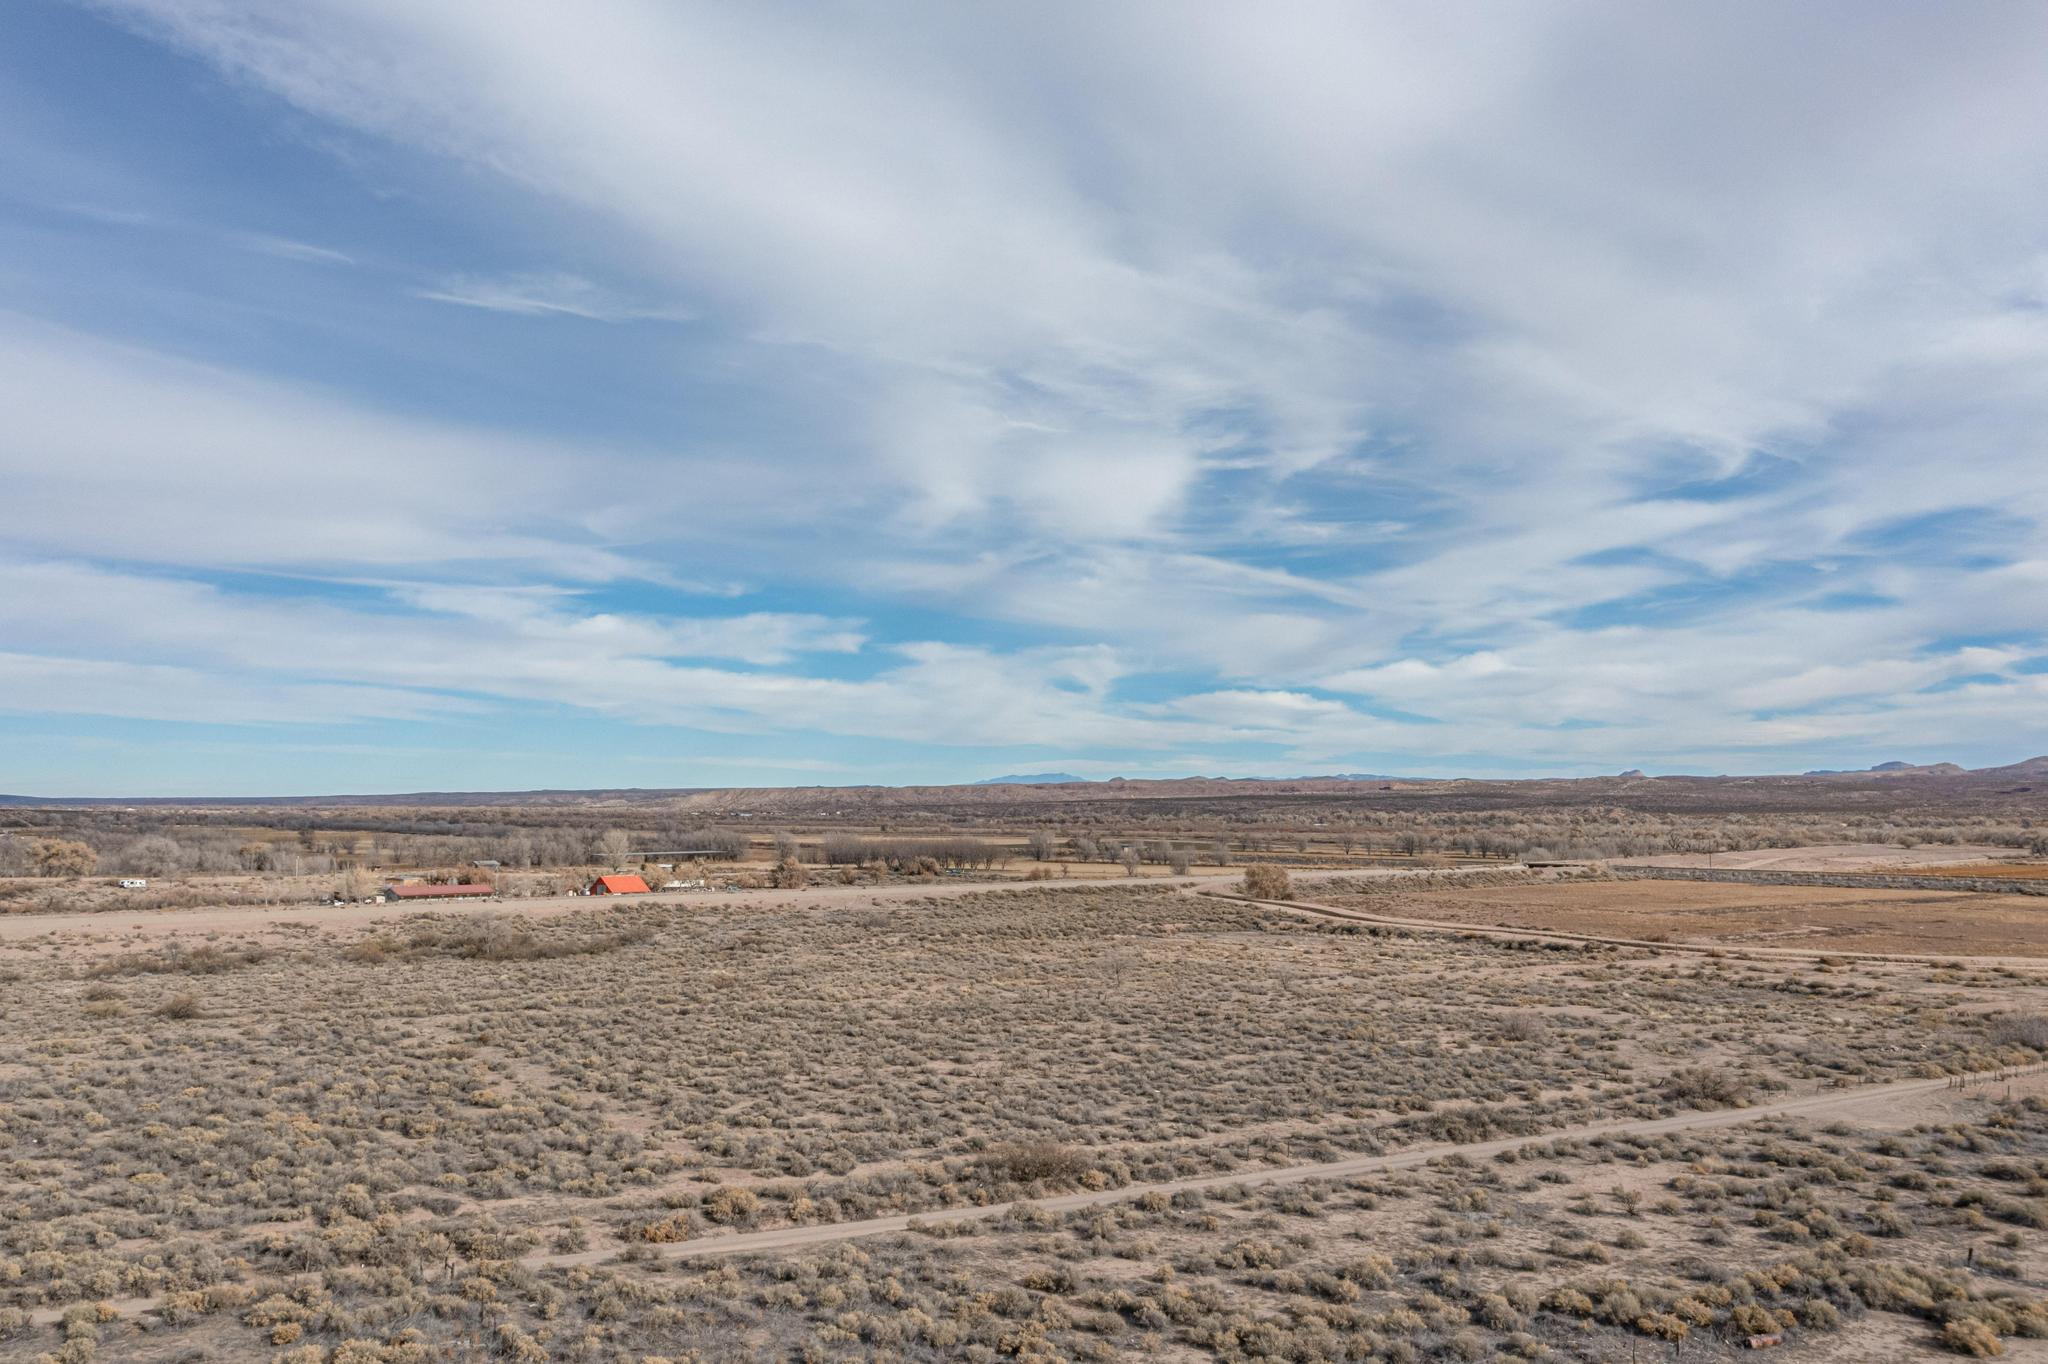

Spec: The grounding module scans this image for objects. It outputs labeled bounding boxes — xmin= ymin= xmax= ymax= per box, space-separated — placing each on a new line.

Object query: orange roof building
xmin=588 ymin=873 xmax=651 ymax=895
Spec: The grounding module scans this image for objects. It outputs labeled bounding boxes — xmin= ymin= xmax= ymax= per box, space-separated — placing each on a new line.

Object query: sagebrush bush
xmin=157 ymin=990 xmax=201 ymax=1019
xmin=981 ymin=1140 xmax=1093 ymax=1184
xmin=1241 ymin=864 xmax=1293 ymax=900
xmin=1990 ymin=1015 xmax=2048 ymax=1051
xmin=1662 ymin=1067 xmax=1755 ymax=1109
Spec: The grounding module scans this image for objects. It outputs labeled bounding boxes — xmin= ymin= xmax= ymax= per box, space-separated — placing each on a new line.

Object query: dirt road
xmin=0 ymin=864 xmax=1497 ymax=943
xmin=525 ymin=1065 xmax=2042 ymax=1271
xmin=0 ymin=872 xmax=1205 ymax=943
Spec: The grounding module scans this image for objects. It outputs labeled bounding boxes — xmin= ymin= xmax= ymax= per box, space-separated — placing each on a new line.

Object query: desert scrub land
xmin=538 ymin=1089 xmax=2048 ymax=1362
xmin=0 ymin=883 xmax=2045 ymax=1360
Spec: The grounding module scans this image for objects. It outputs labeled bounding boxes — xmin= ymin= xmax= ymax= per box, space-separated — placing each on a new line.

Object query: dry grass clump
xmin=341 ymin=913 xmax=656 ymax=964
xmin=156 ymin=990 xmax=202 ymax=1019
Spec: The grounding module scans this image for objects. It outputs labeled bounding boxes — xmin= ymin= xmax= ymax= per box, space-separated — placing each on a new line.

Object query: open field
xmin=1621 ymin=845 xmax=2037 ymax=873
xmin=1311 ymin=875 xmax=2048 ymax=960
xmin=1911 ymin=865 xmax=2048 ymax=882
xmin=5 ymin=874 xmax=2048 ymax=1359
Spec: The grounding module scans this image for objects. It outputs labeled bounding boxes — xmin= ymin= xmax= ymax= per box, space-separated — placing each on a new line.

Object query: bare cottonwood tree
xmin=596 ymin=828 xmax=634 ymax=867
xmin=120 ymin=835 xmax=187 ymax=877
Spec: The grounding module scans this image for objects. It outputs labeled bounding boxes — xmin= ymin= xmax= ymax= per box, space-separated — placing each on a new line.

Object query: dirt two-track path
xmin=526 ymin=1066 xmax=2044 ymax=1272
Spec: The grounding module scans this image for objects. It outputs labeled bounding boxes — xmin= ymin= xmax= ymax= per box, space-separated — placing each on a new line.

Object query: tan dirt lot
xmin=1335 ymin=877 xmax=2048 ymax=957
xmin=1619 ymin=842 xmax=2029 ymax=871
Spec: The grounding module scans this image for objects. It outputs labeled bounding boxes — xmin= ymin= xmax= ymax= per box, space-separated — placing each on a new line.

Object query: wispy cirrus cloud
xmin=419 ymin=271 xmax=694 ymax=323
xmin=230 ymin=231 xmax=354 ymax=266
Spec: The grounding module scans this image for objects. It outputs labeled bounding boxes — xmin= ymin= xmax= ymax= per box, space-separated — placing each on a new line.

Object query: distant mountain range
xmin=5 ymin=756 xmax=2044 ymax=807
xmin=973 ymin=773 xmax=1089 ymax=785
xmin=974 ymin=771 xmax=1410 ymax=786
xmin=1803 ymin=760 xmax=1968 ymax=776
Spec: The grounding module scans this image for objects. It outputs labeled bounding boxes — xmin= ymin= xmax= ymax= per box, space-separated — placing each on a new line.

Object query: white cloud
xmin=13 ymin=2 xmax=2048 ymax=774
xmin=0 ymin=651 xmax=463 ymax=725
xmin=0 ymin=315 xmax=636 ymax=576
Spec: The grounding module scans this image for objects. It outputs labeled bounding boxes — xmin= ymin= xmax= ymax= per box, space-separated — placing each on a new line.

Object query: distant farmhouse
xmin=589 ymin=874 xmax=651 ymax=895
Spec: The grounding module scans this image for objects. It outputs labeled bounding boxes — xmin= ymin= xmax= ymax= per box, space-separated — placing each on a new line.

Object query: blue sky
xmin=3 ymin=1 xmax=2047 ymax=796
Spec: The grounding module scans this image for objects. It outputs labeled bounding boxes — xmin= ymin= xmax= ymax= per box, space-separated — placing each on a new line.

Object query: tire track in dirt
xmin=26 ymin=1067 xmax=2039 ymax=1326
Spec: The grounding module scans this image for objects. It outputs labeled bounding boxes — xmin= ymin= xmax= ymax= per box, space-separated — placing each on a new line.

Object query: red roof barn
xmin=588 ymin=874 xmax=651 ymax=895
xmin=385 ymin=882 xmax=496 ymax=900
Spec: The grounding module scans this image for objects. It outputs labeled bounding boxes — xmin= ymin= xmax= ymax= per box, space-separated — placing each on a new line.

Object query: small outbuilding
xmin=385 ymin=882 xmax=497 ymax=901
xmin=588 ymin=874 xmax=652 ymax=896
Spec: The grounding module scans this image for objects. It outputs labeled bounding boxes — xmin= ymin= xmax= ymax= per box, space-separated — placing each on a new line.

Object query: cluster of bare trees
xmin=1042 ymin=835 xmax=1218 ymax=873
xmin=0 ymin=815 xmax=766 ymax=879
xmin=7 ymin=793 xmax=2045 ymax=882
xmin=816 ymin=836 xmax=1007 ymax=870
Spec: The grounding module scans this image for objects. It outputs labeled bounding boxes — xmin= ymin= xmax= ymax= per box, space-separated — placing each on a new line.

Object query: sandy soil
xmin=1618 ymin=841 xmax=2028 ymax=871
